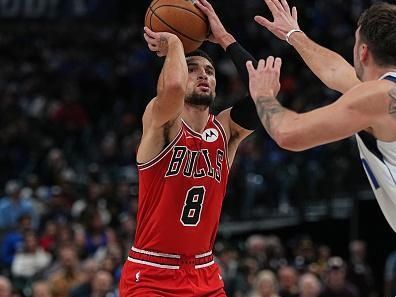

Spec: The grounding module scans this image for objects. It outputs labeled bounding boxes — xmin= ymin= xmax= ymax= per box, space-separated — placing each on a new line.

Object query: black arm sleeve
xmin=225 ymin=42 xmax=258 ymax=90
xmin=230 ymin=95 xmax=261 ymax=131
xmin=226 ymin=42 xmax=260 ymax=130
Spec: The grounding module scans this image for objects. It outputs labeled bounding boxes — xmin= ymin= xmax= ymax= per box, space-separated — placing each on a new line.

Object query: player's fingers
xmin=258 ymin=59 xmax=266 ymax=70
xmin=195 ymin=0 xmax=209 ymax=13
xmin=292 ymin=6 xmax=298 ymax=20
xmin=148 ymin=44 xmax=158 ymax=52
xmin=144 ymin=26 xmax=153 ymax=36
xmin=280 ymin=0 xmax=290 ymax=13
xmin=143 ymin=33 xmax=155 ymax=44
xmin=203 ymin=0 xmax=214 ymax=11
xmin=144 ymin=27 xmax=159 ymax=39
xmin=269 ymin=0 xmax=284 ymax=13
xmin=264 ymin=0 xmax=279 ymax=14
xmin=266 ymin=56 xmax=275 ymax=69
xmin=198 ymin=0 xmax=213 ymax=11
xmin=274 ymin=57 xmax=282 ymax=72
xmin=246 ymin=61 xmax=255 ymax=75
xmin=254 ymin=16 xmax=273 ymax=30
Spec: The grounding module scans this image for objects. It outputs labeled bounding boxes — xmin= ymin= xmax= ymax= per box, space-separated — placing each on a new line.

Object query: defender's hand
xmin=195 ymin=0 xmax=234 ymax=48
xmin=255 ymin=0 xmax=300 ymax=41
xmin=246 ymin=57 xmax=282 ymax=100
xmin=143 ymin=27 xmax=182 ymax=57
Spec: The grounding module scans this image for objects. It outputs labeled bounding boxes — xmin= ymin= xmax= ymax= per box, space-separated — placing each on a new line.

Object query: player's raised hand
xmin=195 ymin=0 xmax=235 ymax=48
xmin=143 ymin=27 xmax=182 ymax=57
xmin=255 ymin=0 xmax=300 ymax=41
xmin=246 ymin=56 xmax=282 ymax=100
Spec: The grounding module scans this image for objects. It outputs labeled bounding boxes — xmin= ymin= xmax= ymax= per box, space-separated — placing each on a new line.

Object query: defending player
xmin=247 ymin=0 xmax=396 ymax=231
xmin=119 ymin=0 xmax=262 ymax=296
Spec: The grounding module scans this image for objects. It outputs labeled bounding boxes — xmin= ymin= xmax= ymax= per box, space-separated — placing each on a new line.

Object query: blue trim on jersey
xmin=386 ymin=163 xmax=396 ymax=186
xmin=357 ymin=131 xmax=384 ymax=163
xmin=361 ymin=158 xmax=380 ymax=189
xmin=384 ymin=75 xmax=396 ymax=83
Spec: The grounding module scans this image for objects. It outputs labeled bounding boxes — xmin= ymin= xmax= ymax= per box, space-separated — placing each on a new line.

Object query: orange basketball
xmin=145 ymin=0 xmax=209 ymax=53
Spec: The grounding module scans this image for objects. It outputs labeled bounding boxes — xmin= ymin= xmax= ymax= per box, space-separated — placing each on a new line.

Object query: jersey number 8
xmin=180 ymin=186 xmax=206 ymax=226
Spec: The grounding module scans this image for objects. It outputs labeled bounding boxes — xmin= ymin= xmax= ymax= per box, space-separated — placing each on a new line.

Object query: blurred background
xmin=0 ymin=0 xmax=396 ymax=296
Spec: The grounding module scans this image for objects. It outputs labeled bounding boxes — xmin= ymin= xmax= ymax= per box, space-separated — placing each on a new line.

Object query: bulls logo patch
xmin=202 ymin=128 xmax=218 ymax=142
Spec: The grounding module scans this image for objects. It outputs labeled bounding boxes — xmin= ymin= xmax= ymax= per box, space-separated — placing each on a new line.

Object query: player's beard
xmin=185 ymin=91 xmax=215 ymax=107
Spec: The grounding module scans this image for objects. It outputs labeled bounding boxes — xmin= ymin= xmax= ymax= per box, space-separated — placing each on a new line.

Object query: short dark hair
xmin=185 ymin=49 xmax=215 ymax=68
xmin=358 ymin=2 xmax=396 ymax=66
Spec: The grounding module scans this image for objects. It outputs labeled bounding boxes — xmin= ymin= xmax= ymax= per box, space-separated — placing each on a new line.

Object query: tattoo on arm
xmin=255 ymin=96 xmax=287 ymax=136
xmin=389 ymin=87 xmax=396 ymax=118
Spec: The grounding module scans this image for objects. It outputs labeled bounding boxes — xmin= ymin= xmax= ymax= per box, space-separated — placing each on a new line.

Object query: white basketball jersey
xmin=355 ymin=72 xmax=396 ymax=232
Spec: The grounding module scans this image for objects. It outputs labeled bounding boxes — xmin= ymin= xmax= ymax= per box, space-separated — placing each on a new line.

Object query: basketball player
xmin=246 ymin=0 xmax=396 ymax=231
xmin=119 ymin=0 xmax=262 ymax=296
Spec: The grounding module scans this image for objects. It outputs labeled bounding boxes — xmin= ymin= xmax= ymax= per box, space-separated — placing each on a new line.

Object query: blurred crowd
xmin=0 ymin=0 xmax=394 ymax=296
xmin=0 ymin=211 xmax=392 ymax=297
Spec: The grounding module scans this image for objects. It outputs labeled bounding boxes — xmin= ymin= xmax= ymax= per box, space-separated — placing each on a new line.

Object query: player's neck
xmin=364 ymin=65 xmax=396 ymax=81
xmin=182 ymin=104 xmax=210 ymax=133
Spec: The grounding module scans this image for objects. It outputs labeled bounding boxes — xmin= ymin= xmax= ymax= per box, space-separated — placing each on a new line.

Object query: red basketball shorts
xmin=119 ymin=247 xmax=226 ymax=297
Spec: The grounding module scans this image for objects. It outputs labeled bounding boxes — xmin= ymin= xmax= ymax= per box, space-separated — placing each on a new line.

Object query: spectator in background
xmin=309 ymin=245 xmax=331 ymax=279
xmin=246 ymin=235 xmax=267 ymax=269
xmin=42 ymin=186 xmax=73 ymax=224
xmin=0 ymin=276 xmax=12 ymax=297
xmin=216 ymin=245 xmax=240 ymax=296
xmin=71 ymin=183 xmax=110 ymax=227
xmin=265 ymin=236 xmax=287 ymax=271
xmin=0 ymin=180 xmax=37 ymax=229
xmin=278 ymin=266 xmax=299 ymax=297
xmin=11 ymin=231 xmax=51 ymax=280
xmin=384 ymin=250 xmax=396 ymax=297
xmin=39 ymin=221 xmax=58 ymax=254
xmin=94 ymin=240 xmax=123 ymax=283
xmin=69 ymin=270 xmax=114 ymax=297
xmin=89 ymin=271 xmax=115 ymax=297
xmin=31 ymin=281 xmax=53 ymax=297
xmin=39 ymin=149 xmax=68 ymax=186
xmin=0 ymin=214 xmax=32 ymax=270
xmin=319 ymin=257 xmax=359 ymax=297
xmin=232 ymin=256 xmax=260 ymax=296
xmin=48 ymin=245 xmax=84 ymax=297
xmin=292 ymin=239 xmax=316 ymax=272
xmin=346 ymin=240 xmax=375 ymax=297
xmin=249 ymin=270 xmax=280 ymax=297
xmin=68 ymin=259 xmax=99 ymax=297
xmin=82 ymin=209 xmax=108 ymax=256
xmin=49 ymin=83 xmax=90 ymax=158
xmin=298 ymin=273 xmax=321 ymax=297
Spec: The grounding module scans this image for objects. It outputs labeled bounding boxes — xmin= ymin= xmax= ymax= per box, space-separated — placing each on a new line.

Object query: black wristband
xmin=226 ymin=42 xmax=258 ymax=90
xmin=230 ymin=96 xmax=260 ymax=131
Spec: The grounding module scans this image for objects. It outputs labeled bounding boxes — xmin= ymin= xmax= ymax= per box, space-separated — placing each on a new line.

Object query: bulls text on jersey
xmin=165 ymin=146 xmax=224 ymax=182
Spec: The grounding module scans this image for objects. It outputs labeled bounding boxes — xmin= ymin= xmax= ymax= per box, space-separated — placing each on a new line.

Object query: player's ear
xmin=359 ymin=43 xmax=369 ymax=64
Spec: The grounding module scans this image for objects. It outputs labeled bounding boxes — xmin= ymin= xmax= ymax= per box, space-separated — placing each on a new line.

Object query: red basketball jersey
xmin=134 ymin=115 xmax=229 ymax=255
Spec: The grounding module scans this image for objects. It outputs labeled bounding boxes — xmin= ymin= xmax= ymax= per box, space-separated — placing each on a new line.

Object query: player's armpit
xmin=272 ymin=81 xmax=388 ymax=151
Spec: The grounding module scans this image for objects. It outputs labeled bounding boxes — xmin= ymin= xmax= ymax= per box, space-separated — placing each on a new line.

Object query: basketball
xmin=145 ymin=0 xmax=209 ymax=53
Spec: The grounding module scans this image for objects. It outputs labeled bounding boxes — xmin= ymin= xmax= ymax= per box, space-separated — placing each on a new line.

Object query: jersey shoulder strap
xmin=384 ymin=75 xmax=396 ymax=83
